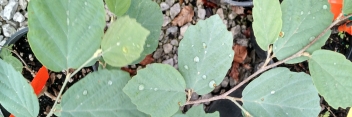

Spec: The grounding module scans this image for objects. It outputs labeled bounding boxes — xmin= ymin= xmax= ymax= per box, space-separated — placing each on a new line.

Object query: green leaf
xmin=343 ymin=0 xmax=352 ymax=14
xmin=0 ymin=45 xmax=12 ymax=58
xmin=242 ymin=67 xmax=320 ymax=117
xmin=61 ymin=69 xmax=147 ymax=117
xmin=123 ymin=63 xmax=186 ymax=117
xmin=3 ymin=56 xmax=23 ymax=73
xmin=105 ymin=0 xmax=131 ymax=16
xmin=309 ymin=50 xmax=352 ymax=108
xmin=172 ymin=105 xmax=219 ymax=117
xmin=252 ymin=0 xmax=282 ymax=51
xmin=273 ymin=0 xmax=333 ymax=64
xmin=101 ymin=16 xmax=149 ymax=67
xmin=178 ymin=15 xmax=233 ymax=95
xmin=53 ymin=104 xmax=62 ymax=116
xmin=27 ymin=0 xmax=105 ymax=71
xmin=124 ymin=0 xmax=163 ymax=64
xmin=0 ymin=59 xmax=39 ymax=117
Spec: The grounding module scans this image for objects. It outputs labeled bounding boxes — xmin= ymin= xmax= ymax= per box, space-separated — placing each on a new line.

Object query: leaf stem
xmin=11 ymin=50 xmax=36 ymax=78
xmin=184 ymin=13 xmax=352 ymax=106
xmin=262 ymin=45 xmax=273 ymax=68
xmin=46 ymin=49 xmax=102 ymax=117
xmin=225 ymin=96 xmax=251 ymax=117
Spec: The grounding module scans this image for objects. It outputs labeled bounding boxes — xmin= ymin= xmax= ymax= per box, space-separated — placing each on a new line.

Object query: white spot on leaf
xmin=271 ymin=90 xmax=275 ymax=94
xmin=139 ymin=85 xmax=144 ymax=90
xmin=194 ymin=56 xmax=199 ymax=63
xmin=184 ymin=65 xmax=189 ymax=69
xmin=209 ymin=80 xmax=216 ymax=88
xmin=83 ymin=90 xmax=88 ymax=95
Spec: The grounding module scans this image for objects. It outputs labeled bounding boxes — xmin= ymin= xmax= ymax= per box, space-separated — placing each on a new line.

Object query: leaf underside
xmin=27 ymin=0 xmax=105 ymax=71
xmin=101 ymin=16 xmax=149 ymax=67
xmin=61 ymin=69 xmax=147 ymax=117
xmin=309 ymin=50 xmax=352 ymax=108
xmin=252 ymin=0 xmax=282 ymax=51
xmin=242 ymin=67 xmax=320 ymax=117
xmin=123 ymin=63 xmax=186 ymax=117
xmin=273 ymin=0 xmax=333 ymax=64
xmin=0 ymin=59 xmax=39 ymax=117
xmin=343 ymin=0 xmax=352 ymax=15
xmin=105 ymin=0 xmax=131 ymax=16
xmin=124 ymin=0 xmax=163 ymax=64
xmin=178 ymin=15 xmax=233 ymax=95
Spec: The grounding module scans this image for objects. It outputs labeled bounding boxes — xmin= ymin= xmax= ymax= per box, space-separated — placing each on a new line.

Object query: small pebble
xmin=163 ymin=43 xmax=173 ymax=54
xmin=1 ymin=0 xmax=18 ymax=20
xmin=2 ymin=24 xmax=16 ymax=37
xmin=166 ymin=26 xmax=178 ymax=36
xmin=170 ymin=39 xmax=178 ymax=46
xmin=153 ymin=48 xmax=163 ymax=59
xmin=216 ymin=9 xmax=224 ymax=20
xmin=13 ymin=12 xmax=25 ymax=22
xmin=162 ymin=58 xmax=174 ymax=66
xmin=165 ymin=0 xmax=175 ymax=6
xmin=160 ymin=2 xmax=170 ymax=11
xmin=180 ymin=23 xmax=190 ymax=36
xmin=197 ymin=8 xmax=206 ymax=20
xmin=170 ymin=3 xmax=180 ymax=19
xmin=162 ymin=15 xmax=171 ymax=27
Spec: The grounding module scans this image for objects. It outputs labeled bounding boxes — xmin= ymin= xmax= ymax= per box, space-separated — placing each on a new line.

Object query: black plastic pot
xmin=0 ymin=27 xmax=27 ymax=117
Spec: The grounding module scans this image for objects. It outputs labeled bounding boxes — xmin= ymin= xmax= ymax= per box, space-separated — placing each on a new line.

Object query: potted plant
xmin=1 ymin=0 xmax=352 ymax=117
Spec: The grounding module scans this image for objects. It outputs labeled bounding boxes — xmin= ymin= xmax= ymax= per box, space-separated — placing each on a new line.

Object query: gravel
xmin=0 ymin=0 xmax=28 ymax=48
xmin=169 ymin=3 xmax=180 ymax=19
xmin=162 ymin=43 xmax=173 ymax=54
xmin=1 ymin=0 xmax=18 ymax=21
xmin=160 ymin=2 xmax=170 ymax=11
xmin=2 ymin=24 xmax=15 ymax=37
xmin=13 ymin=12 xmax=24 ymax=22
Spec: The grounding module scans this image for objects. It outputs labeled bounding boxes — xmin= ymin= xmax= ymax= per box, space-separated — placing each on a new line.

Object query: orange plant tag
xmin=30 ymin=66 xmax=49 ymax=96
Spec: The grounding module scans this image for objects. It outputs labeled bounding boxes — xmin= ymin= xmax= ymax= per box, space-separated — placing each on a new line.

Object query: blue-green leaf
xmin=3 ymin=56 xmax=23 ymax=73
xmin=105 ymin=0 xmax=131 ymax=16
xmin=252 ymin=0 xmax=282 ymax=51
xmin=0 ymin=59 xmax=39 ymax=117
xmin=101 ymin=16 xmax=149 ymax=67
xmin=178 ymin=15 xmax=233 ymax=95
xmin=28 ymin=0 xmax=105 ymax=71
xmin=125 ymin=0 xmax=163 ymax=64
xmin=343 ymin=0 xmax=352 ymax=14
xmin=123 ymin=63 xmax=186 ymax=117
xmin=309 ymin=50 xmax=352 ymax=108
xmin=61 ymin=69 xmax=147 ymax=117
xmin=273 ymin=0 xmax=333 ymax=64
xmin=242 ymin=67 xmax=320 ymax=117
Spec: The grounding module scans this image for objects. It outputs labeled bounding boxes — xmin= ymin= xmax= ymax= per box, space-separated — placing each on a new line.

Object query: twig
xmin=44 ymin=90 xmax=59 ymax=102
xmin=11 ymin=50 xmax=36 ymax=77
xmin=184 ymin=13 xmax=352 ymax=106
xmin=186 ymin=89 xmax=192 ymax=102
xmin=47 ymin=49 xmax=102 ymax=117
xmin=326 ymin=107 xmax=337 ymax=117
xmin=262 ymin=45 xmax=273 ymax=68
